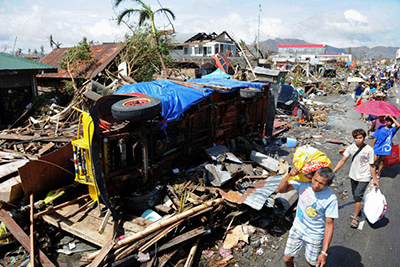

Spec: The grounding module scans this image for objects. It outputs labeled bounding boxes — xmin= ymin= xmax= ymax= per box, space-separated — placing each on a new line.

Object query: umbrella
xmin=354 ymin=100 xmax=400 ymax=117
xmin=347 ymin=77 xmax=365 ymax=83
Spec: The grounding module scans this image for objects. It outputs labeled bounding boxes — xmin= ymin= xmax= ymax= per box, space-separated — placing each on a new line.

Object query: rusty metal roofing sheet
xmin=37 ymin=43 xmax=123 ymax=79
xmin=219 ymin=174 xmax=283 ymax=210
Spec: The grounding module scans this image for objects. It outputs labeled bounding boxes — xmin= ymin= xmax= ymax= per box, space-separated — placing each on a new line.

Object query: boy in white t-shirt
xmin=333 ymin=129 xmax=379 ymax=229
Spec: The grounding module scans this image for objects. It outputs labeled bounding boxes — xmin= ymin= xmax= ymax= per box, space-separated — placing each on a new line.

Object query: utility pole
xmin=12 ymin=36 xmax=17 ymax=55
xmin=257 ymin=4 xmax=261 ymax=59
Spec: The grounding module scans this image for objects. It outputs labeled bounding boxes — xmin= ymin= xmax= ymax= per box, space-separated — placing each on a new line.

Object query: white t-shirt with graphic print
xmin=344 ymin=143 xmax=375 ymax=182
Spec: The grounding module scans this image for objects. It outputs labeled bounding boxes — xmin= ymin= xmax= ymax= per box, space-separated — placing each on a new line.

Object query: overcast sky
xmin=1 ymin=0 xmax=399 ymax=54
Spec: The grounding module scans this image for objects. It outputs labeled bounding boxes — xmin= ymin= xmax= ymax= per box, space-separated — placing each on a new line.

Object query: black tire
xmin=240 ymin=88 xmax=262 ymax=99
xmin=111 ymin=96 xmax=162 ymax=121
xmin=123 ymin=183 xmax=165 ymax=211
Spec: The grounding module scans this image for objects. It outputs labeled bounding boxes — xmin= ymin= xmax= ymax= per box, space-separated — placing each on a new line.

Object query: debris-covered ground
xmin=0 ymin=60 xmax=382 ymax=267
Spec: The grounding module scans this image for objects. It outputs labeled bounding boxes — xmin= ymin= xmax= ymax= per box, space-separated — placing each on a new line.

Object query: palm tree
xmin=114 ymin=0 xmax=175 ymax=76
xmin=48 ymin=34 xmax=54 ymax=50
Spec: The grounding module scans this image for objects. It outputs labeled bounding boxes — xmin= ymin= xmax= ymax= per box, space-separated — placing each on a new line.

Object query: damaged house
xmin=171 ymin=31 xmax=237 ymax=58
xmin=36 ymin=43 xmax=124 ymax=91
xmin=0 ymin=53 xmax=57 ymax=127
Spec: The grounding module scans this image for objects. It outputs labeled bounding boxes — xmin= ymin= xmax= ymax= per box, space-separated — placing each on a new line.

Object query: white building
xmin=171 ymin=31 xmax=237 ymax=58
xmin=274 ymin=44 xmax=352 ymax=64
xmin=396 ymin=48 xmax=400 ymax=64
xmin=278 ymin=44 xmax=327 ymax=56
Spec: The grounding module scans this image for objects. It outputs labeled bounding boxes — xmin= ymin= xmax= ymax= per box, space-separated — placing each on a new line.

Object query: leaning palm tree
xmin=115 ymin=0 xmax=175 ymax=76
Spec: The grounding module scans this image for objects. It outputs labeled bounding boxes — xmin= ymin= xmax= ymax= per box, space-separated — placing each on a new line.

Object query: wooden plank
xmin=30 ymin=194 xmax=35 ymax=267
xmin=42 ymin=203 xmax=152 ymax=247
xmin=0 ymin=134 xmax=73 ymax=143
xmin=0 ymin=209 xmax=56 ymax=267
xmin=37 ymin=142 xmax=55 ymax=157
xmin=34 ymin=194 xmax=90 ymax=219
xmin=0 ymin=176 xmax=21 ymax=202
xmin=0 ymin=160 xmax=29 ymax=179
xmin=0 ymin=151 xmax=22 ymax=160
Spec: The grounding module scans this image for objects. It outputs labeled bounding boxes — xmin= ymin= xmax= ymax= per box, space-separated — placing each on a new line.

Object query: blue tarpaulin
xmin=115 ymin=80 xmax=213 ymax=123
xmin=188 ymin=78 xmax=265 ymax=92
xmin=202 ymin=68 xmax=232 ymax=79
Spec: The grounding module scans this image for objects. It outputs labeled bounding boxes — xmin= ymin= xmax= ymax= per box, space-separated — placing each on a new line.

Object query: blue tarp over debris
xmin=115 ymin=80 xmax=213 ymax=123
xmin=115 ymin=79 xmax=266 ymax=123
xmin=188 ymin=78 xmax=265 ymax=92
xmin=202 ymin=68 xmax=232 ymax=79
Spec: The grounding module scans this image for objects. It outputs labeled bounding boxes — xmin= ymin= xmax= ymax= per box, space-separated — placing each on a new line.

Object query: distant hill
xmin=259 ymin=38 xmax=399 ymax=59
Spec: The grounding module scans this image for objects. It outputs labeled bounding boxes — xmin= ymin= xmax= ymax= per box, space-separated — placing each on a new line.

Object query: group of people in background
xmin=278 ymin=68 xmax=400 ymax=266
xmin=352 ymin=70 xmax=397 ymax=124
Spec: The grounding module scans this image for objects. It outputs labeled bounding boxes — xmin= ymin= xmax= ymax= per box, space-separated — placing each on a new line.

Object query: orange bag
xmin=384 ymin=144 xmax=400 ymax=167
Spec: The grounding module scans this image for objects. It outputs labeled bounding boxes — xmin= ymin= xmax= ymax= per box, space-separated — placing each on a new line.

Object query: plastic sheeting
xmin=188 ymin=78 xmax=265 ymax=92
xmin=115 ymin=80 xmax=213 ymax=123
xmin=202 ymin=68 xmax=232 ymax=79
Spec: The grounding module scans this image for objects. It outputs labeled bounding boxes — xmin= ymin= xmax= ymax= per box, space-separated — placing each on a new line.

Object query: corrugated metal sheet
xmin=219 ymin=174 xmax=283 ymax=210
xmin=0 ymin=53 xmax=57 ymax=72
xmin=37 ymin=43 xmax=123 ymax=79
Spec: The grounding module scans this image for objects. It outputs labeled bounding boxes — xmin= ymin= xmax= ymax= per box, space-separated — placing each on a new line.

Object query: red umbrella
xmin=354 ymin=100 xmax=400 ymax=117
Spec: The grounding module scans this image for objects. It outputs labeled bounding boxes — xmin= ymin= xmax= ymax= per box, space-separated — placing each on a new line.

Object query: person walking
xmin=354 ymin=82 xmax=363 ymax=102
xmin=333 ymin=129 xmax=379 ymax=229
xmin=372 ymin=114 xmax=400 ymax=177
xmin=367 ymin=116 xmax=386 ymax=138
xmin=278 ymin=167 xmax=337 ymax=267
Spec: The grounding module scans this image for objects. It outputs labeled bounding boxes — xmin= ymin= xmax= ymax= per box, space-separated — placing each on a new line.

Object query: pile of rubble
xmin=0 ymin=55 xmax=365 ymax=266
xmin=0 ymin=76 xmax=300 ymax=267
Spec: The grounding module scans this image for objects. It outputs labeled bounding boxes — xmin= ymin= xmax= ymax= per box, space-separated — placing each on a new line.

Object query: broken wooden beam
xmin=153 ymin=74 xmax=232 ymax=91
xmin=34 ymin=194 xmax=90 ymax=219
xmin=0 ymin=208 xmax=56 ymax=267
xmin=184 ymin=237 xmax=200 ymax=267
xmin=37 ymin=142 xmax=55 ymax=157
xmin=30 ymin=194 xmax=35 ymax=267
xmin=88 ymin=198 xmax=225 ymax=260
xmin=0 ymin=134 xmax=73 ymax=143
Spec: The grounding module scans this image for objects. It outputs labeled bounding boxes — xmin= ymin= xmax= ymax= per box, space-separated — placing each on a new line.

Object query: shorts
xmin=284 ymin=227 xmax=323 ymax=266
xmin=351 ymin=179 xmax=369 ymax=202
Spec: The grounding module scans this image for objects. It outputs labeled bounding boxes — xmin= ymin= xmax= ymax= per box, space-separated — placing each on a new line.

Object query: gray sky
xmin=1 ymin=0 xmax=399 ymax=54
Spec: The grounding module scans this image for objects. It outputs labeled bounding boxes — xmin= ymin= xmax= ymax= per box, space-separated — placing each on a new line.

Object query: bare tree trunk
xmin=153 ymin=35 xmax=168 ymax=76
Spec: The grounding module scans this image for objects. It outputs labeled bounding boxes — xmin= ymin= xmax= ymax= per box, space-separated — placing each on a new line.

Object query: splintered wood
xmin=41 ymin=202 xmax=152 ymax=247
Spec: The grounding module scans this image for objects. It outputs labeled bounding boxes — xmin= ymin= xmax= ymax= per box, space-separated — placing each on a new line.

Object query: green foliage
xmin=114 ymin=25 xmax=173 ymax=82
xmin=60 ymin=80 xmax=76 ymax=103
xmin=60 ymin=37 xmax=92 ymax=77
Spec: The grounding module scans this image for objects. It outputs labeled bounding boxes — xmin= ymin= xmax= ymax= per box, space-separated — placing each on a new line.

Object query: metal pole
xmin=258 ymin=4 xmax=261 ymax=59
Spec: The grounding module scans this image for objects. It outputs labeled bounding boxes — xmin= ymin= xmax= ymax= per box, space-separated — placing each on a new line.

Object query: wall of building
xmin=171 ymin=42 xmax=237 ymax=58
xmin=278 ymin=47 xmax=326 ymax=55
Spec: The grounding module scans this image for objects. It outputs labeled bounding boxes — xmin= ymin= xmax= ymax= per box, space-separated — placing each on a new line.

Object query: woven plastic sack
xmin=364 ymin=189 xmax=387 ymax=224
xmin=290 ymin=145 xmax=332 ymax=182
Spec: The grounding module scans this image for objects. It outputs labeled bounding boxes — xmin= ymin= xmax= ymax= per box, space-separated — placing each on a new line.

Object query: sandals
xmin=350 ymin=217 xmax=359 ymax=229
